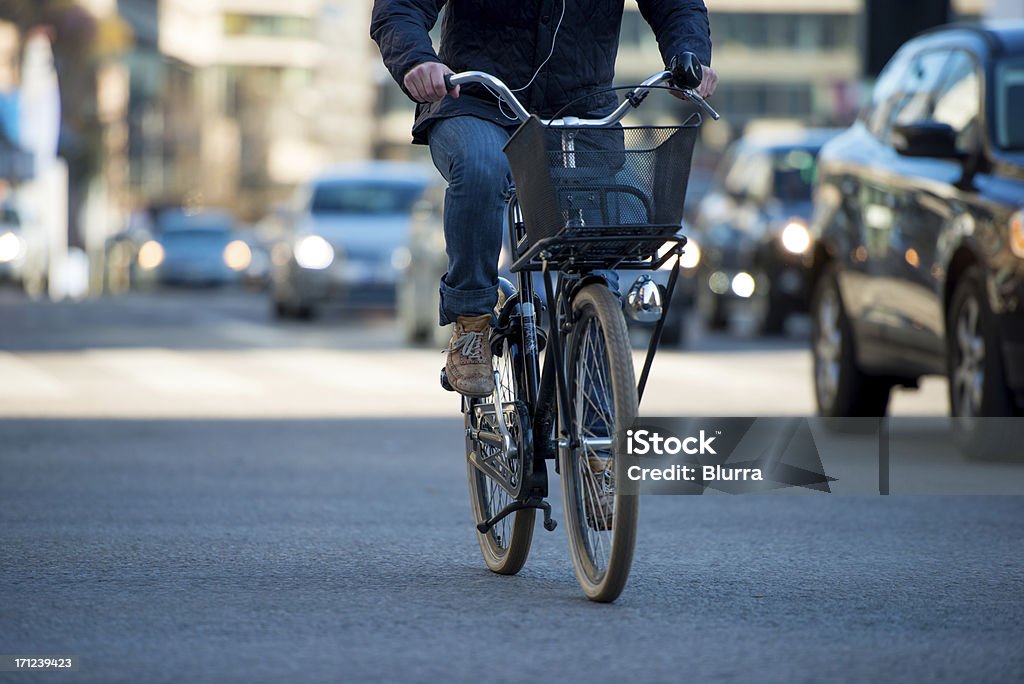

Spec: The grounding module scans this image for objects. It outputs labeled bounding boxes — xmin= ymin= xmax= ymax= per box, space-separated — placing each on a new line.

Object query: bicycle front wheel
xmin=465 ymin=330 xmax=535 ymax=575
xmin=560 ymin=283 xmax=639 ymax=602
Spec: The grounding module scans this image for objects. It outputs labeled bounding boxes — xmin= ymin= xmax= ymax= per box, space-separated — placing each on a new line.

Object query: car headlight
xmin=294 ymin=235 xmax=334 ymax=270
xmin=1010 ymin=210 xmax=1024 ymax=259
xmin=658 ymin=240 xmax=701 ymax=270
xmin=223 ymin=240 xmax=252 ymax=271
xmin=0 ymin=231 xmax=24 ymax=263
xmin=780 ymin=219 xmax=812 ymax=255
xmin=731 ymin=271 xmax=756 ymax=298
xmin=137 ymin=240 xmax=165 ymax=270
xmin=391 ymin=246 xmax=412 ymax=271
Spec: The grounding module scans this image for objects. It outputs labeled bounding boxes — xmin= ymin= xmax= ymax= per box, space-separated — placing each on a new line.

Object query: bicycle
xmin=440 ymin=54 xmax=719 ymax=602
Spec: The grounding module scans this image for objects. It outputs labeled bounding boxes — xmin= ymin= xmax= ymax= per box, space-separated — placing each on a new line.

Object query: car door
xmin=818 ymin=45 xmax=915 ymax=333
xmin=698 ymin=144 xmax=754 ymax=274
xmin=856 ymin=48 xmax=954 ymax=372
xmin=884 ymin=50 xmax=983 ymax=371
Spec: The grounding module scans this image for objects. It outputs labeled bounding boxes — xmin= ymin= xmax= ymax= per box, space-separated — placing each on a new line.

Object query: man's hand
xmin=669 ymin=64 xmax=718 ymax=102
xmin=404 ymin=62 xmax=459 ymax=103
xmin=695 ymin=65 xmax=718 ymax=98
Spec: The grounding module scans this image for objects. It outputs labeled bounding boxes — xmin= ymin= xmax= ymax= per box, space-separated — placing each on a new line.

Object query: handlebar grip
xmin=443 ymin=73 xmax=454 ymax=93
xmin=669 ymin=52 xmax=703 ymax=90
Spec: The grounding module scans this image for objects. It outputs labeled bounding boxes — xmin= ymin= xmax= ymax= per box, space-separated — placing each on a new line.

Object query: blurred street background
xmin=2 ymin=2 xmax=1024 ymax=682
xmin=0 ymin=0 xmax=1015 ymax=301
xmin=6 ymin=0 xmax=1015 ymax=421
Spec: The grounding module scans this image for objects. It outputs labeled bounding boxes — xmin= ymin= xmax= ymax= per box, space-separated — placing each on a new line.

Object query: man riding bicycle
xmin=371 ymin=1 xmax=717 ymax=397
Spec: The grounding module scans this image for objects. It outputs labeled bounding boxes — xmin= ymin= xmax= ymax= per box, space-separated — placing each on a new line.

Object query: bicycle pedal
xmin=440 ymin=367 xmax=455 ymax=392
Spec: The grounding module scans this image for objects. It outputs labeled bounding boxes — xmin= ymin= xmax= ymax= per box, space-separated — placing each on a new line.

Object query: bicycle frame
xmin=459 ymin=66 xmax=713 ymax=532
xmin=473 ymin=188 xmax=686 ymax=527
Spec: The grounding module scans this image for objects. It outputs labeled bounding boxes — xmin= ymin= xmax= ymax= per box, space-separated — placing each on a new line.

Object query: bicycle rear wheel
xmin=465 ymin=330 xmax=535 ymax=575
xmin=560 ymin=283 xmax=639 ymax=602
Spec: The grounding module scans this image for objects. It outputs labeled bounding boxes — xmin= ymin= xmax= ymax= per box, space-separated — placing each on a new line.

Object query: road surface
xmin=1 ymin=289 xmax=1021 ymax=683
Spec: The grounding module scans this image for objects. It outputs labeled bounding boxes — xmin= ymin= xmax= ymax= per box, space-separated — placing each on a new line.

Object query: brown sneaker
xmin=584 ymin=455 xmax=615 ymax=531
xmin=444 ymin=314 xmax=495 ymax=397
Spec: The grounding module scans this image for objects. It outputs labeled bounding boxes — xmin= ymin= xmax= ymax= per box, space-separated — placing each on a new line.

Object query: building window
xmin=709 ymin=12 xmax=856 ymax=51
xmin=715 ymin=82 xmax=814 ymax=118
xmin=223 ymin=13 xmax=314 ymax=39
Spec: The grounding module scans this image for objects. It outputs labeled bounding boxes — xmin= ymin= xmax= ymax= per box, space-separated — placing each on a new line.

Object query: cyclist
xmin=371 ymin=1 xmax=717 ymax=397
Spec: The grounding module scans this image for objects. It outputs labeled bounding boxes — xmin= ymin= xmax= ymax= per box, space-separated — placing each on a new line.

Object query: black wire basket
xmin=503 ymin=115 xmax=700 ymax=271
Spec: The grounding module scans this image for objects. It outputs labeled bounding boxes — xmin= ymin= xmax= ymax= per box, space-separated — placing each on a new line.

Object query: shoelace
xmin=447 ymin=330 xmax=485 ymax=363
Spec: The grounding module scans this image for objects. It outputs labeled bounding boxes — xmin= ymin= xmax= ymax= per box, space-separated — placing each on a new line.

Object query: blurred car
xmin=691 ymin=128 xmax=840 ymax=335
xmin=396 ymin=186 xmax=701 ymax=348
xmin=0 ymin=202 xmax=26 ymax=284
xmin=133 ymin=209 xmax=251 ymax=287
xmin=0 ymin=200 xmax=49 ymax=295
xmin=809 ymin=23 xmax=1024 ymax=420
xmin=397 ymin=185 xmax=450 ymax=347
xmin=271 ymin=162 xmax=433 ymax=319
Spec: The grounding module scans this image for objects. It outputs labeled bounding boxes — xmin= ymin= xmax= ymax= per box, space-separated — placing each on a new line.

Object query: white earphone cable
xmin=495 ymin=0 xmax=568 ymax=121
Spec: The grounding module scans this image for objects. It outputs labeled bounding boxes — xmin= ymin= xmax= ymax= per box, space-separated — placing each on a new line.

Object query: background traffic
xmin=1 ymin=0 xmax=1022 ymax=425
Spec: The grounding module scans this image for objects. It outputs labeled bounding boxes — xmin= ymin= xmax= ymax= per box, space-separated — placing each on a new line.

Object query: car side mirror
xmin=892 ymin=121 xmax=964 ymax=160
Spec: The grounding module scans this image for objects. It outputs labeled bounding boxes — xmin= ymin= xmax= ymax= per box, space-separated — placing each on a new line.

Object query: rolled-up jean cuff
xmin=439 ymin=278 xmax=499 ymax=326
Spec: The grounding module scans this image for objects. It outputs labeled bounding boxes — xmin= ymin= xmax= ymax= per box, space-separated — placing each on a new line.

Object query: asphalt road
xmin=1 ymin=289 xmax=1022 ymax=683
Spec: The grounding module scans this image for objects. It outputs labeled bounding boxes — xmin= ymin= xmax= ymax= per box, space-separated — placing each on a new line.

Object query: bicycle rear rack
xmin=510 ymin=227 xmax=686 ymax=273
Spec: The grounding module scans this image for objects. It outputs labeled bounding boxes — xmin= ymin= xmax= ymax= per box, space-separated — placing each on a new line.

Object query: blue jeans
xmin=428 ymin=116 xmax=618 ymax=326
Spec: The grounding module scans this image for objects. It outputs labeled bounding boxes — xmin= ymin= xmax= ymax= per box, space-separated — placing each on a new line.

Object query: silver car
xmin=271 ymin=162 xmax=434 ymax=319
xmin=0 ymin=203 xmax=26 ymax=284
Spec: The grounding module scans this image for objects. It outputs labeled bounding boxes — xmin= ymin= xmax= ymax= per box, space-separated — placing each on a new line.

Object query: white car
xmin=271 ymin=162 xmax=435 ymax=319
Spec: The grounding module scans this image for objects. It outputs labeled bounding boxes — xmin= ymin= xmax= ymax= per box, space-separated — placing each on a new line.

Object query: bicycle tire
xmin=560 ymin=283 xmax=639 ymax=602
xmin=465 ymin=329 xmax=535 ymax=575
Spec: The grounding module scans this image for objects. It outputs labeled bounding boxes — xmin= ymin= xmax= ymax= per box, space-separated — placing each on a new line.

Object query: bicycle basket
xmin=503 ymin=115 xmax=699 ymax=269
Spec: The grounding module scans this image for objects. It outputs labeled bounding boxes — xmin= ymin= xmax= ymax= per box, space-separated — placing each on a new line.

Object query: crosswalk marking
xmin=246 ymin=349 xmax=434 ymax=393
xmin=0 ymin=343 xmax=946 ymax=419
xmin=85 ymin=348 xmax=263 ymax=397
xmin=0 ymin=351 xmax=73 ymax=399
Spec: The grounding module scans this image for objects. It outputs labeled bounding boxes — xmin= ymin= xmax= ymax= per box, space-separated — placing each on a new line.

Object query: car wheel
xmin=272 ymin=300 xmax=295 ymax=320
xmin=293 ymin=302 xmax=315 ymax=321
xmin=657 ymin=297 xmax=689 ymax=348
xmin=697 ymin=284 xmax=727 ymax=331
xmin=812 ymin=264 xmax=893 ymax=417
xmin=753 ymin=270 xmax=788 ymax=337
xmin=947 ymin=266 xmax=1018 ymax=418
xmin=946 ymin=266 xmax=1022 ymax=459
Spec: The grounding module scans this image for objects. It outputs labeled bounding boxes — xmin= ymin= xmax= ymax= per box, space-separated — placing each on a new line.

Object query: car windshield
xmin=310 ymin=182 xmax=424 ymax=215
xmin=159 ymin=211 xmax=235 ymax=233
xmin=772 ymin=147 xmax=819 ymax=202
xmin=995 ymin=55 xmax=1024 ymax=150
xmin=161 ymin=229 xmax=230 ymax=252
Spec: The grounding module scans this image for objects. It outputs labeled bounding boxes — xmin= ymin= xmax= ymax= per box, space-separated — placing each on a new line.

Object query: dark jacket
xmin=370 ymin=0 xmax=711 ymax=144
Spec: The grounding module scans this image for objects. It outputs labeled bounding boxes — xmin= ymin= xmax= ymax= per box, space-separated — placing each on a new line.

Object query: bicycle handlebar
xmin=442 ymin=68 xmax=720 ymax=127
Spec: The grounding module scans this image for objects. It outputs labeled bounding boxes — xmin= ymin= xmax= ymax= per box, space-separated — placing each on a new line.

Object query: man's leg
xmin=428 ymin=116 xmax=512 ymax=326
xmin=428 ymin=116 xmax=512 ymax=396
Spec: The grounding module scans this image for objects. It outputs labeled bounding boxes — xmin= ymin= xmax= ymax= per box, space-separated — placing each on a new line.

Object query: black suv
xmin=692 ymin=129 xmax=838 ymax=335
xmin=810 ymin=24 xmax=1024 ymax=418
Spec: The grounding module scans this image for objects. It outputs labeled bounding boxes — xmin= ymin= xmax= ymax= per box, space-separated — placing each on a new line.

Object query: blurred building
xmin=93 ymin=0 xmax=1013 ymax=216
xmin=0 ymin=19 xmax=29 ymax=183
xmin=371 ymin=0 xmax=989 ymax=156
xmin=78 ymin=0 xmax=376 ymax=219
xmin=626 ymin=0 xmax=985 ymax=133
